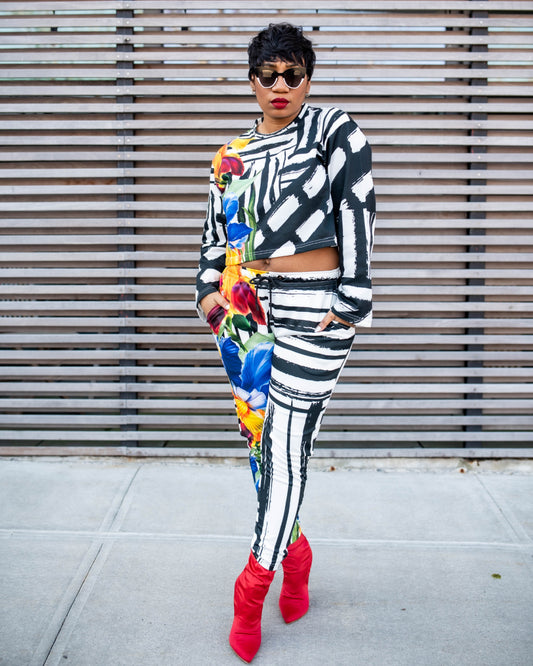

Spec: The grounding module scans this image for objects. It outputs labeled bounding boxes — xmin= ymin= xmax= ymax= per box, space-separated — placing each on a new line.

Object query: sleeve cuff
xmin=195 ymin=284 xmax=219 ymax=323
xmin=331 ymin=296 xmax=373 ymax=328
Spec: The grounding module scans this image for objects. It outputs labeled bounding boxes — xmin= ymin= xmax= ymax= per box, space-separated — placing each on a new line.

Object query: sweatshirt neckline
xmin=253 ymin=103 xmax=308 ymax=138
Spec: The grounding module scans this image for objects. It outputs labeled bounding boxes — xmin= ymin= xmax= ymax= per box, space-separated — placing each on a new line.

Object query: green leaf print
xmin=243 ymin=331 xmax=275 ymax=352
xmin=217 ymin=315 xmax=232 ymax=340
xmin=232 ymin=314 xmax=252 ymax=332
xmin=226 ymin=172 xmax=261 ymax=199
xmin=246 ymin=180 xmax=256 ymax=225
xmin=244 ymin=179 xmax=257 ymax=256
xmin=225 ymin=169 xmax=261 ymax=260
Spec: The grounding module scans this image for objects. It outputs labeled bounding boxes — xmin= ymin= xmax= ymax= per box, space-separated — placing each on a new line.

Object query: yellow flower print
xmin=234 ymin=396 xmax=265 ymax=438
xmin=212 ymin=138 xmax=253 ymax=191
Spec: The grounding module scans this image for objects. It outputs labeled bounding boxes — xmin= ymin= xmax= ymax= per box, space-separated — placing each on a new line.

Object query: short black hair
xmin=247 ymin=23 xmax=316 ymax=81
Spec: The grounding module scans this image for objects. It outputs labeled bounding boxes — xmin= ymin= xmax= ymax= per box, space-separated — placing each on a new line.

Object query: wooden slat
xmin=1 ymin=2 xmax=532 ymax=10
xmin=6 ymin=233 xmax=532 ymax=246
xmin=0 ymin=431 xmax=531 ymax=443
xmin=0 ymin=168 xmax=531 ymax=179
xmin=1 ymin=381 xmax=532 ymax=394
xmin=2 ymin=185 xmax=532 ymax=197
xmin=2 ymin=83 xmax=530 ymax=97
xmin=0 ymin=202 xmax=530 ymax=213
xmin=1 ymin=317 xmax=532 ymax=330
xmin=1 ymin=302 xmax=531 ymax=315
xmin=2 ymin=150 xmax=531 ymax=165
xmin=1 ymin=350 xmax=531 ymax=361
xmin=2 ymin=103 xmax=533 ymax=114
xmin=1 ymin=416 xmax=532 ymax=429
xmin=1 ymin=136 xmax=532 ymax=149
xmin=2 ymin=50 xmax=531 ymax=64
xmin=0 ymin=250 xmax=531 ymax=262
xmin=1 ymin=398 xmax=531 ymax=413
xmin=4 ymin=34 xmax=526 ymax=47
xmin=1 ymin=333 xmax=530 ymax=345
xmin=2 ymin=14 xmax=532 ymax=29
xmin=0 ymin=269 xmax=531 ymax=281
xmin=0 ymin=369 xmax=531 ymax=383
xmin=5 ymin=119 xmax=533 ymax=130
xmin=0 ymin=217 xmax=530 ymax=230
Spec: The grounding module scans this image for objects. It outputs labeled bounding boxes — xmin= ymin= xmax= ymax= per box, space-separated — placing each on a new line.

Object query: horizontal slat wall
xmin=0 ymin=1 xmax=532 ymax=449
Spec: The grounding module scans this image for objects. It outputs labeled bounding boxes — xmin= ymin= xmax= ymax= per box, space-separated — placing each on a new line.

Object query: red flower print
xmin=207 ymin=304 xmax=226 ymax=334
xmin=231 ymin=281 xmax=266 ymax=326
xmin=213 ymin=145 xmax=245 ymax=191
xmin=221 ymin=154 xmax=244 ymax=177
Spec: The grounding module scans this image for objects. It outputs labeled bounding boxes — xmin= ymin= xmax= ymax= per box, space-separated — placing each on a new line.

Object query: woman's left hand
xmin=315 ymin=310 xmax=353 ymax=332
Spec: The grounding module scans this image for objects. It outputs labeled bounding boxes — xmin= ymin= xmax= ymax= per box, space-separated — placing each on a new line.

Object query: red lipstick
xmin=271 ymin=98 xmax=289 ymax=109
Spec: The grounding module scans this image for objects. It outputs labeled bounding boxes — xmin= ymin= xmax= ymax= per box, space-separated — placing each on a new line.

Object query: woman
xmin=196 ymin=22 xmax=375 ymax=663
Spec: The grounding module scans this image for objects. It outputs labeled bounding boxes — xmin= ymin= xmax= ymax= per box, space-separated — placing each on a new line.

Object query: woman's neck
xmin=256 ymin=105 xmax=303 ymax=135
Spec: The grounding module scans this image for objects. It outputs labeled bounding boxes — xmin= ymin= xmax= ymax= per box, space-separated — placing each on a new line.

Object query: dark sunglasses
xmin=254 ymin=66 xmax=307 ymax=89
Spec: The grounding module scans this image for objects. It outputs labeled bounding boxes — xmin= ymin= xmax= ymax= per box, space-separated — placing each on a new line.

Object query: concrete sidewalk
xmin=0 ymin=455 xmax=532 ymax=666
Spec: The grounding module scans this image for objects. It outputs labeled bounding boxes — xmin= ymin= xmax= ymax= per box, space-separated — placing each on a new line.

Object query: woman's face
xmin=250 ymin=60 xmax=311 ymax=133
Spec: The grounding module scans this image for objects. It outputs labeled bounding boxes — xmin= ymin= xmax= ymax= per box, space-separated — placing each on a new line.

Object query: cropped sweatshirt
xmin=195 ymin=104 xmax=376 ymax=326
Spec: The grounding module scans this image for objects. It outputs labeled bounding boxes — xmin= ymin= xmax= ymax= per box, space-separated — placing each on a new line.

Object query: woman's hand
xmin=200 ymin=291 xmax=230 ymax=318
xmin=315 ymin=310 xmax=353 ymax=332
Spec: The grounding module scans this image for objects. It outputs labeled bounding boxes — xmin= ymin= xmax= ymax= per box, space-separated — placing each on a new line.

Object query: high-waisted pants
xmin=207 ymin=264 xmax=355 ymax=571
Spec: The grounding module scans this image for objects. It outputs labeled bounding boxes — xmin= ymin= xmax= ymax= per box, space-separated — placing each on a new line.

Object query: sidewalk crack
xmin=474 ymin=473 xmax=532 ymax=546
xmin=29 ymin=465 xmax=142 ymax=666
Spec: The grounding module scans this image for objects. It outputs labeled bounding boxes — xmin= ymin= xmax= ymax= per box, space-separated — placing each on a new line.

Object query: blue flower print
xmin=218 ymin=336 xmax=273 ymax=406
xmin=239 ymin=341 xmax=274 ymax=404
xmin=223 ymin=192 xmax=239 ymax=224
xmin=218 ymin=336 xmax=242 ymax=386
xmin=223 ymin=192 xmax=252 ymax=249
xmin=227 ymin=221 xmax=252 ymax=249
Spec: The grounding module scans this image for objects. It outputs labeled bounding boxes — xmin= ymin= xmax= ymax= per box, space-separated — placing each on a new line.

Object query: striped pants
xmin=207 ymin=264 xmax=355 ymax=571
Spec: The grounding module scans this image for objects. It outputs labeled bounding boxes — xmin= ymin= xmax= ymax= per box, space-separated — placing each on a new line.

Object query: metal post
xmin=116 ymin=6 xmax=138 ymax=446
xmin=465 ymin=7 xmax=488 ymax=447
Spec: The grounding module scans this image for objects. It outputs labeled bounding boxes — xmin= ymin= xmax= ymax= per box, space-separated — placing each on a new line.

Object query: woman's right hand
xmin=199 ymin=291 xmax=230 ymax=318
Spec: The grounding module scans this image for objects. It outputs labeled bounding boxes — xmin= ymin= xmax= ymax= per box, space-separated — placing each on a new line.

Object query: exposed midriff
xmin=241 ymin=246 xmax=339 ymax=273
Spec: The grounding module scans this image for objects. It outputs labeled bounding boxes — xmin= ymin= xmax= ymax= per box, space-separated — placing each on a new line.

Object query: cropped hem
xmin=224 ymin=237 xmax=338 ymax=267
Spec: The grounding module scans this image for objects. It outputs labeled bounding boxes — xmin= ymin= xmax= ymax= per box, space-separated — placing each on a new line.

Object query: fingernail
xmin=314 ymin=325 xmax=321 ymax=332
xmin=223 ymin=303 xmax=229 ymax=310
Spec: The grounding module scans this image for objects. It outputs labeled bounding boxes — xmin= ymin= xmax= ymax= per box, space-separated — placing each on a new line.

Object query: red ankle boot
xmin=279 ymin=534 xmax=313 ymax=623
xmin=229 ymin=552 xmax=275 ymax=663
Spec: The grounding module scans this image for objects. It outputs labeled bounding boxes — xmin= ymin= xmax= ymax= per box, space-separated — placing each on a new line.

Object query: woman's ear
xmin=250 ymin=75 xmax=256 ymax=94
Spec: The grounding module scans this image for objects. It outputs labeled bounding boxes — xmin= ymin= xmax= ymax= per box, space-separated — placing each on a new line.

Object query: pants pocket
xmin=327 ymin=318 xmax=352 ymax=331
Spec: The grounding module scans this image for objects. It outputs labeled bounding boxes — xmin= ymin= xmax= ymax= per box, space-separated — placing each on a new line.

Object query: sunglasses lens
xmin=257 ymin=69 xmax=277 ymax=87
xmin=285 ymin=70 xmax=305 ymax=88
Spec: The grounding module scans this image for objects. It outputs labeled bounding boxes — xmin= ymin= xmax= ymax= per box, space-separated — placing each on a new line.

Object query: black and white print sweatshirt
xmin=196 ymin=104 xmax=376 ymax=326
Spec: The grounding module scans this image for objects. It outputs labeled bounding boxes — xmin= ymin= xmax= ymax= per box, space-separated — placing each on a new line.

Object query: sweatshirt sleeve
xmin=195 ymin=160 xmax=227 ymax=322
xmin=325 ymin=111 xmax=376 ymax=327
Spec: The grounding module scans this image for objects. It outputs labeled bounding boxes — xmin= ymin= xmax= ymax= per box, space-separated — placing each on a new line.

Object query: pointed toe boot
xmin=229 ymin=552 xmax=275 ymax=663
